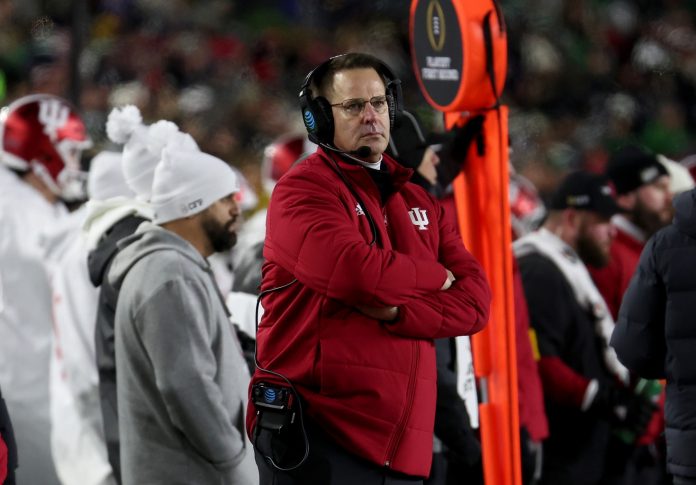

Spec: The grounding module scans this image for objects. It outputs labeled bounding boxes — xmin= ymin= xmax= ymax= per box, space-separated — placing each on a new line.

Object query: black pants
xmin=674 ymin=477 xmax=696 ymax=485
xmin=253 ymin=416 xmax=423 ymax=485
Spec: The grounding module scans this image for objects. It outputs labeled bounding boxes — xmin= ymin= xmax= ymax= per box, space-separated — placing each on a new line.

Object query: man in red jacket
xmin=589 ymin=145 xmax=671 ymax=319
xmin=248 ymin=53 xmax=491 ymax=485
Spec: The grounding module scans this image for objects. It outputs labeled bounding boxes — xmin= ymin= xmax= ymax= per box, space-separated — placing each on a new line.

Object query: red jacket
xmin=589 ymin=226 xmax=644 ymax=320
xmin=588 ymin=222 xmax=663 ymax=446
xmin=512 ymin=260 xmax=549 ymax=442
xmin=0 ymin=435 xmax=6 ymax=484
xmin=248 ymin=149 xmax=491 ymax=477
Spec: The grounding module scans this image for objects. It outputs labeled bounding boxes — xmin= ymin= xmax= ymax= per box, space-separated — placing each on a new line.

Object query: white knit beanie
xmin=150 ymin=147 xmax=240 ymax=224
xmin=87 ymin=151 xmax=134 ymax=201
xmin=106 ymin=105 xmax=198 ymax=201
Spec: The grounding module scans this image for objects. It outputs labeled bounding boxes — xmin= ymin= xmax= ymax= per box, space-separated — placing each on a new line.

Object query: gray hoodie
xmin=108 ymin=222 xmax=257 ymax=485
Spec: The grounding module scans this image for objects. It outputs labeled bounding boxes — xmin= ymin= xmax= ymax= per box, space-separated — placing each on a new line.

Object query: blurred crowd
xmin=2 ymin=0 xmax=696 ymax=205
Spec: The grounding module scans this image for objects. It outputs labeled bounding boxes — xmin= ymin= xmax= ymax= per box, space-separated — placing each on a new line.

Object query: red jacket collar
xmin=316 ymin=146 xmax=414 ymax=192
xmin=614 ymin=226 xmax=645 ymax=252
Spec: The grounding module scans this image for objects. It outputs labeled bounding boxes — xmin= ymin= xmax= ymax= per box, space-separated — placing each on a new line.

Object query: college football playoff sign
xmin=410 ymin=0 xmax=507 ymax=112
xmin=411 ymin=0 xmax=463 ymax=110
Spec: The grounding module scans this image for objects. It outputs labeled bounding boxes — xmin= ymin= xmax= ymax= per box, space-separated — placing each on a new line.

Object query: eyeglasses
xmin=330 ymin=95 xmax=389 ymax=117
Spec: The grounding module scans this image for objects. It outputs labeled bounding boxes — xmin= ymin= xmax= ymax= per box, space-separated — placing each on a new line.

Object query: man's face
xmin=200 ymin=193 xmax=240 ymax=253
xmin=576 ymin=212 xmax=616 ymax=267
xmin=632 ymin=175 xmax=672 ymax=237
xmin=329 ymin=68 xmax=390 ymax=162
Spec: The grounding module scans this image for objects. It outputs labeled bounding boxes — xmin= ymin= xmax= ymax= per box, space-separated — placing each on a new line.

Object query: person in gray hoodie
xmin=89 ymin=106 xmax=199 ymax=483
xmin=107 ymin=144 xmax=258 ymax=484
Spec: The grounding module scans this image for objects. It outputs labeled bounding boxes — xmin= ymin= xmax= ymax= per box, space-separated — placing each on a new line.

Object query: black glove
xmin=449 ymin=114 xmax=485 ymax=161
xmin=435 ymin=115 xmax=485 ymax=187
xmin=622 ymin=391 xmax=656 ymax=438
xmin=587 ymin=381 xmax=632 ymax=421
xmin=588 ymin=381 xmax=656 ymax=437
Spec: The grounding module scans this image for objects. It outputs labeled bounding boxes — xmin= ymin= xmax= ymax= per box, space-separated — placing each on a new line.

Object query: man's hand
xmin=441 ymin=269 xmax=455 ymax=291
xmin=355 ymin=305 xmax=399 ymax=322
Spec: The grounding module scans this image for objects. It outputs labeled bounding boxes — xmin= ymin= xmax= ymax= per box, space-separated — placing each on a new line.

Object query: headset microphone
xmin=349 ymin=146 xmax=372 ymax=158
xmin=320 ymin=143 xmax=373 ymax=160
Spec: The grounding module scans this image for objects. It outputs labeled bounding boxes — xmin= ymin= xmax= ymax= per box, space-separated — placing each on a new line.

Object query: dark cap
xmin=550 ymin=171 xmax=622 ymax=218
xmin=606 ymin=145 xmax=668 ymax=194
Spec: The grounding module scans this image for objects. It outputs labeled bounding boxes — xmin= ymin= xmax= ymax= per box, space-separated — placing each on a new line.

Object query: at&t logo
xmin=303 ymin=110 xmax=317 ymax=132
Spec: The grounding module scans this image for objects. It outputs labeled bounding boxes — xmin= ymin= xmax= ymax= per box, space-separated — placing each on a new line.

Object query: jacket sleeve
xmin=51 ymin=241 xmax=101 ymax=409
xmin=518 ymin=253 xmax=574 ymax=359
xmin=611 ymin=238 xmax=667 ymax=379
xmin=265 ymin=168 xmax=447 ymax=307
xmin=538 ymin=355 xmax=591 ymax=408
xmin=384 ymin=202 xmax=491 ymax=339
xmin=134 ymin=278 xmax=246 ymax=469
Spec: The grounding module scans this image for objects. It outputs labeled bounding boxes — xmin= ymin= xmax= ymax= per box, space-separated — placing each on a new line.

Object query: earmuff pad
xmin=299 ymin=71 xmax=332 ymax=146
xmin=310 ymin=95 xmax=334 ymax=146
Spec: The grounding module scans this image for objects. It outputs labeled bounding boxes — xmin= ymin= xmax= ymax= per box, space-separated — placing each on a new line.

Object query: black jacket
xmin=88 ymin=214 xmax=147 ymax=485
xmin=518 ymin=252 xmax=613 ymax=485
xmin=612 ymin=188 xmax=696 ymax=480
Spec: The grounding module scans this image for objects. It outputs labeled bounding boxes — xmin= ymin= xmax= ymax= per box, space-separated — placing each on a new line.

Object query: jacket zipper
xmin=384 ymin=340 xmax=420 ymax=467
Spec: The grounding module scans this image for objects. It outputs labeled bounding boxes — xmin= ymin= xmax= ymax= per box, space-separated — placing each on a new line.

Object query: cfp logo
xmin=426 ymin=0 xmax=446 ymax=52
xmin=38 ymin=99 xmax=69 ymax=142
xmin=181 ymin=198 xmax=203 ymax=213
xmin=409 ymin=207 xmax=429 ymax=230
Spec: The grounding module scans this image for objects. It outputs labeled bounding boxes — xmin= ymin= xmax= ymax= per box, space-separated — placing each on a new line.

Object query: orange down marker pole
xmin=449 ymin=108 xmax=520 ymax=485
xmin=410 ymin=1 xmax=520 ymax=484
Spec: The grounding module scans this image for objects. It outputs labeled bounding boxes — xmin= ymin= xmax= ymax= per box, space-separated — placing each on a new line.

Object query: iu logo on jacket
xmin=409 ymin=207 xmax=429 ymax=230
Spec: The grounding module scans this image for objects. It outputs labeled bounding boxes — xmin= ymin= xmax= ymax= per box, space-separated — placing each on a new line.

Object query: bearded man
xmin=107 ymin=146 xmax=258 ymax=485
xmin=589 ymin=145 xmax=672 ymax=319
xmin=514 ymin=171 xmax=654 ymax=485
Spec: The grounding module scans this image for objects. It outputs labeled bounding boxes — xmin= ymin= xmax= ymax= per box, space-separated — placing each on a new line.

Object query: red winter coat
xmin=0 ymin=435 xmax=6 ymax=484
xmin=512 ymin=260 xmax=549 ymax=442
xmin=589 ymin=227 xmax=643 ymax=320
xmin=589 ymin=223 xmax=663 ymax=446
xmin=248 ymin=148 xmax=491 ymax=478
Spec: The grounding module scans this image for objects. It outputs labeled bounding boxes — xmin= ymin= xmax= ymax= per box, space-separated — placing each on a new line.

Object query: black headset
xmin=298 ymin=53 xmax=404 ymax=146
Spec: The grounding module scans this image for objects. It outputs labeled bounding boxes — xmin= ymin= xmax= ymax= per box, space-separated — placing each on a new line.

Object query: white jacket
xmin=49 ymin=197 xmax=152 ymax=485
xmin=49 ymin=211 xmax=116 ymax=485
xmin=0 ymin=166 xmax=64 ymax=485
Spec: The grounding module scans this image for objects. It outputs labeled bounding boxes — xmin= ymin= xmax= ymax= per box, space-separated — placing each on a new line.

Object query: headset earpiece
xmin=303 ymin=95 xmax=333 ymax=147
xmin=299 ymin=77 xmax=334 ymax=146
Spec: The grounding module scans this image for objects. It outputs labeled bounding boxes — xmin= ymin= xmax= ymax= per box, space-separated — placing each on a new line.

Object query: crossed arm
xmin=266 ymin=172 xmax=491 ymax=339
